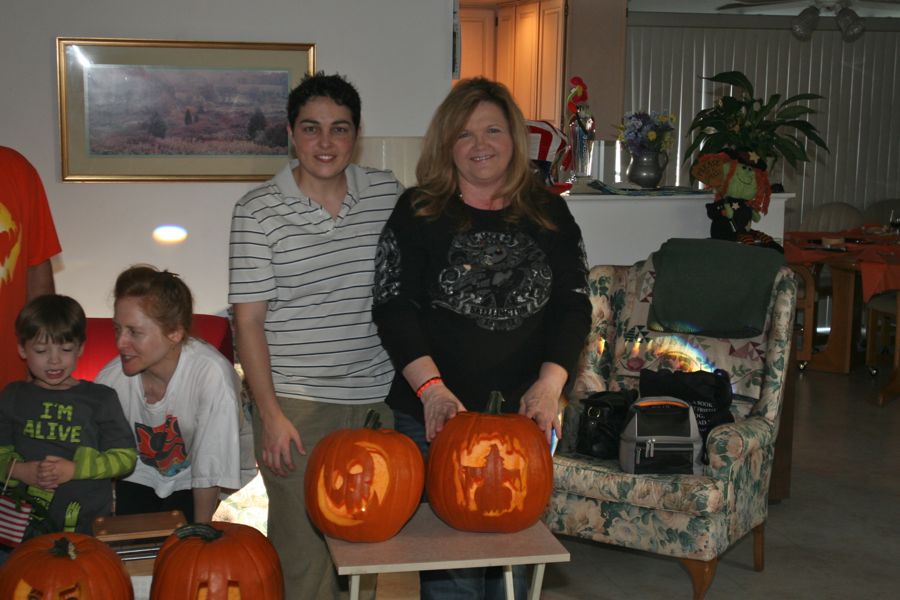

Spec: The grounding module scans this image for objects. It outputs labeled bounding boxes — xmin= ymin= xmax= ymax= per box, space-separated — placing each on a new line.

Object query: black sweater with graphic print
xmin=372 ymin=188 xmax=592 ymax=423
xmin=0 ymin=380 xmax=136 ymax=535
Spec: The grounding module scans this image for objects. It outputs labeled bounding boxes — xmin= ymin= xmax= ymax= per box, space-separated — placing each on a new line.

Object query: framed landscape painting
xmin=57 ymin=38 xmax=315 ymax=181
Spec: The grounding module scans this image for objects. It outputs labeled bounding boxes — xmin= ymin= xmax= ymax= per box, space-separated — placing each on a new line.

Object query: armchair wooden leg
xmin=753 ymin=523 xmax=765 ymax=572
xmin=680 ymin=557 xmax=717 ymax=600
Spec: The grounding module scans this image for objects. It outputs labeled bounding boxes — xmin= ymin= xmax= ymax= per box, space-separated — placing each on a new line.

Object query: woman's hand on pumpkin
xmin=519 ymin=363 xmax=567 ymax=442
xmin=421 ymin=383 xmax=466 ymax=442
xmin=260 ymin=411 xmax=305 ymax=477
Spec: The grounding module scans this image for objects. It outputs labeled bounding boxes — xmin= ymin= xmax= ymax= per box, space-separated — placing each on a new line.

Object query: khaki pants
xmin=254 ymin=398 xmax=393 ymax=600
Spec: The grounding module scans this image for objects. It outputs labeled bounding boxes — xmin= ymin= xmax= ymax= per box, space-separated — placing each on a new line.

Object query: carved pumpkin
xmin=150 ymin=522 xmax=283 ymax=600
xmin=0 ymin=533 xmax=133 ymax=599
xmin=304 ymin=409 xmax=424 ymax=542
xmin=427 ymin=391 xmax=553 ymax=533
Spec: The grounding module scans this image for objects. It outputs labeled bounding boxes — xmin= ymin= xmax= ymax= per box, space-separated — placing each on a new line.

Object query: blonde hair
xmin=413 ymin=78 xmax=553 ymax=229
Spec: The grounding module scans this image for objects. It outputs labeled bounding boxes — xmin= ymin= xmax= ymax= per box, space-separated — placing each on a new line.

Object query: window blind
xmin=621 ymin=14 xmax=900 ymax=229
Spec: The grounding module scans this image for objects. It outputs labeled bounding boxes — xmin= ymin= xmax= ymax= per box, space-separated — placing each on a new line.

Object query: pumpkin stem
xmin=174 ymin=523 xmax=225 ymax=542
xmin=50 ymin=536 xmax=77 ymax=560
xmin=364 ymin=408 xmax=382 ymax=430
xmin=487 ymin=390 xmax=505 ymax=415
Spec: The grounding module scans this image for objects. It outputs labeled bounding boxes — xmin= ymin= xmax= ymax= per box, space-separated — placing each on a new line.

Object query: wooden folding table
xmin=325 ymin=504 xmax=570 ymax=600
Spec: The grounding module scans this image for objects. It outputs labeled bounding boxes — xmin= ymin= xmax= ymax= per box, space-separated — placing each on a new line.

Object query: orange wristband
xmin=416 ymin=376 xmax=443 ymax=399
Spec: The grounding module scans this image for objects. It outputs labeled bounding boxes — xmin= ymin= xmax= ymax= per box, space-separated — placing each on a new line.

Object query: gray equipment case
xmin=619 ymin=396 xmax=704 ymax=475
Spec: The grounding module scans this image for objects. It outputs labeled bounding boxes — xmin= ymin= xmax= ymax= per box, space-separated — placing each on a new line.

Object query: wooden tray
xmin=93 ymin=511 xmax=187 ymax=577
xmin=93 ymin=510 xmax=186 ymax=543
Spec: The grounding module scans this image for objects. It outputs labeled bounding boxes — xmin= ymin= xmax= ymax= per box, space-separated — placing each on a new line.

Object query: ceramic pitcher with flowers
xmin=618 ymin=110 xmax=675 ymax=188
xmin=626 ymin=150 xmax=668 ymax=188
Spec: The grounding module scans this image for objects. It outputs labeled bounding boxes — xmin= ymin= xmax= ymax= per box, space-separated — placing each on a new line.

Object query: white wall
xmin=1 ymin=0 xmax=451 ymax=316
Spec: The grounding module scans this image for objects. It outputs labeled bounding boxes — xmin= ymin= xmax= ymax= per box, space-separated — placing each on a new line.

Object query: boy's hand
xmin=9 ymin=460 xmax=42 ymax=488
xmin=36 ymin=456 xmax=76 ymax=489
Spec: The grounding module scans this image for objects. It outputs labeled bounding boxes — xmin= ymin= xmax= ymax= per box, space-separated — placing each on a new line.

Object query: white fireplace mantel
xmin=565 ymin=192 xmax=790 ymax=268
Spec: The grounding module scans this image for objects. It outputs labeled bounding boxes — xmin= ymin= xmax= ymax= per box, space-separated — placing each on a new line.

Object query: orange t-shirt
xmin=0 ymin=147 xmax=62 ymax=389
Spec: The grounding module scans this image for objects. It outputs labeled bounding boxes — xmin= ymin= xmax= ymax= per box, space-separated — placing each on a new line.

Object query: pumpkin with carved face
xmin=0 ymin=534 xmax=133 ymax=599
xmin=305 ymin=410 xmax=424 ymax=542
xmin=427 ymin=392 xmax=553 ymax=533
xmin=150 ymin=522 xmax=283 ymax=600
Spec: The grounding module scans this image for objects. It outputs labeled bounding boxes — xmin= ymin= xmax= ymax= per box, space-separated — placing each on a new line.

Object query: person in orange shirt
xmin=0 ymin=146 xmax=61 ymax=389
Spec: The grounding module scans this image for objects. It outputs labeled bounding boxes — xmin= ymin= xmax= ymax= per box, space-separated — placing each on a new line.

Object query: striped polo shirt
xmin=228 ymin=161 xmax=402 ymax=403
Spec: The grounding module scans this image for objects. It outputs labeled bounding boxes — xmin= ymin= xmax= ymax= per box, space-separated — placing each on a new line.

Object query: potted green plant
xmin=684 ymin=69 xmax=829 ymax=171
xmin=685 ymin=70 xmax=830 ymax=250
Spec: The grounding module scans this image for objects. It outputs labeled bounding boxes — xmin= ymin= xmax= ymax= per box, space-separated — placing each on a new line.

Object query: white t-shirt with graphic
xmin=97 ymin=338 xmax=244 ymax=498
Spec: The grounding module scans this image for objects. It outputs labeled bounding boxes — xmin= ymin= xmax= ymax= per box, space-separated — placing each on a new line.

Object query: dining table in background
xmin=785 ymin=228 xmax=900 ymax=404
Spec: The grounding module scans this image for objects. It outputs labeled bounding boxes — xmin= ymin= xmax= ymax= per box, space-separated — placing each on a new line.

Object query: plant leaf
xmin=783 ymin=123 xmax=829 ymax=151
xmin=781 ymin=93 xmax=825 ymax=105
xmin=759 ymin=94 xmax=781 ymax=119
xmin=703 ymin=70 xmax=754 ymax=97
xmin=682 ymin=136 xmax=706 ymax=163
xmin=773 ymin=136 xmax=809 ymax=168
xmin=776 ymin=105 xmax=815 ymax=120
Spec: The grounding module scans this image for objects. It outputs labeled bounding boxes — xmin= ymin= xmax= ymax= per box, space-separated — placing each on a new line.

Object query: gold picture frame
xmin=57 ymin=37 xmax=315 ymax=181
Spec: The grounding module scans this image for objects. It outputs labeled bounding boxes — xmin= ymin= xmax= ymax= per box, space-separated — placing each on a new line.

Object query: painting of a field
xmin=85 ymin=66 xmax=289 ymax=157
xmin=59 ymin=38 xmax=313 ymax=180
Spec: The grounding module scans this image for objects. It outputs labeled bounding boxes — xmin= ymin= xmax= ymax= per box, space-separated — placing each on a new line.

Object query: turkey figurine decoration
xmin=0 ymin=533 xmax=134 ymax=599
xmin=305 ymin=409 xmax=425 ymax=542
xmin=427 ymin=391 xmax=553 ymax=533
xmin=150 ymin=522 xmax=283 ymax=600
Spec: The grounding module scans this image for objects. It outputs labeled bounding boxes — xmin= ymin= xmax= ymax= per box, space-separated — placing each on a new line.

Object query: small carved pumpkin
xmin=427 ymin=391 xmax=553 ymax=533
xmin=0 ymin=533 xmax=133 ymax=599
xmin=150 ymin=522 xmax=283 ymax=600
xmin=304 ymin=409 xmax=424 ymax=542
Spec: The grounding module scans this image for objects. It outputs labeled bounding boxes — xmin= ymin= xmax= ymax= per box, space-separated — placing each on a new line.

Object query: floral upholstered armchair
xmin=543 ymin=246 xmax=797 ymax=600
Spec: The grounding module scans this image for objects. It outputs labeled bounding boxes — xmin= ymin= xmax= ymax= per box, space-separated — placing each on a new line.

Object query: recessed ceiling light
xmin=152 ymin=225 xmax=188 ymax=244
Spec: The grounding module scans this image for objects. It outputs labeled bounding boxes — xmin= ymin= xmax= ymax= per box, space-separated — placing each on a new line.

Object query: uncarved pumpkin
xmin=305 ymin=409 xmax=424 ymax=542
xmin=150 ymin=522 xmax=283 ymax=600
xmin=0 ymin=533 xmax=133 ymax=599
xmin=427 ymin=391 xmax=553 ymax=533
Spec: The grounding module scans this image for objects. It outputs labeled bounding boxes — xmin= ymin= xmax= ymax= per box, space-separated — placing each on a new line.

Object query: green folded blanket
xmin=648 ymin=238 xmax=785 ymax=338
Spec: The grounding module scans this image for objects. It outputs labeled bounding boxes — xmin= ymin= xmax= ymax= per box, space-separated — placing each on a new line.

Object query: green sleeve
xmin=0 ymin=445 xmax=22 ymax=483
xmin=72 ymin=446 xmax=137 ymax=480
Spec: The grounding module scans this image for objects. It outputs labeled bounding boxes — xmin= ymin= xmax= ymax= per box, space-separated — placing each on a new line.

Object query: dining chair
xmin=865 ymin=291 xmax=898 ymax=405
xmin=796 ymin=202 xmax=865 ymax=232
xmin=790 ymin=202 xmax=865 ymax=366
xmin=862 ymin=198 xmax=900 ymax=228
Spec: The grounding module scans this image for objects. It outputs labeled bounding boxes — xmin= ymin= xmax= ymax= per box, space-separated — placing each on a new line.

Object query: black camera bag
xmin=575 ymin=389 xmax=636 ymax=459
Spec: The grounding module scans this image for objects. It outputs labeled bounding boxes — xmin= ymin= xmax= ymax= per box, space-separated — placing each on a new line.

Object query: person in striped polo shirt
xmin=228 ymin=72 xmax=402 ymax=600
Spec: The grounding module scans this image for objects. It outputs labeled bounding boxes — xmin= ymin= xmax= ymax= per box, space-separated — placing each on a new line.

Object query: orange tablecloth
xmin=784 ymin=229 xmax=900 ymax=301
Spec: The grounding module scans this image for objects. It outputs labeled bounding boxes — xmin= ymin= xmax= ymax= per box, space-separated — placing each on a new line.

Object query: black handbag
xmin=575 ymin=390 xmax=636 ymax=459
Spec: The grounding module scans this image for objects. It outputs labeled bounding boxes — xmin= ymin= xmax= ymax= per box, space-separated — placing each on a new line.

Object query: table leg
xmin=877 ymin=293 xmax=900 ymax=405
xmin=529 ymin=563 xmax=547 ymax=600
xmin=349 ymin=574 xmax=360 ymax=600
xmin=503 ymin=565 xmax=514 ymax=600
xmin=805 ymin=264 xmax=857 ymax=374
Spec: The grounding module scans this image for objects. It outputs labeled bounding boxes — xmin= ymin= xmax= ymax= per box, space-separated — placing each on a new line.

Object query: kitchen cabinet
xmin=458 ymin=0 xmax=623 ymax=133
xmin=459 ymin=7 xmax=496 ymax=80
xmin=460 ymin=0 xmax=564 ymax=124
xmin=564 ymin=0 xmax=626 ymax=141
xmin=536 ymin=0 xmax=565 ymax=122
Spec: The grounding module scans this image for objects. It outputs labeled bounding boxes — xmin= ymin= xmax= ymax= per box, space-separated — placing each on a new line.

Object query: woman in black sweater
xmin=372 ymin=77 xmax=591 ymax=600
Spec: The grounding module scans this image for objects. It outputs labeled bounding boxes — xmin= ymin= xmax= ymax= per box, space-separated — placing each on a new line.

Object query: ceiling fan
xmin=717 ymin=0 xmax=900 ymax=41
